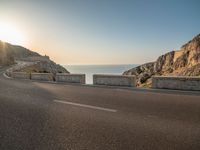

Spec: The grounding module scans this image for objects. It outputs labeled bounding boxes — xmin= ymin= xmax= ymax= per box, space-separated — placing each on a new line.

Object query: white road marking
xmin=54 ymin=100 xmax=117 ymax=112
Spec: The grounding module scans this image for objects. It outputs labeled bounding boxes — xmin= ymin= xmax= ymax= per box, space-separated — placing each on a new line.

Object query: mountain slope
xmin=0 ymin=41 xmax=40 ymax=64
xmin=0 ymin=40 xmax=69 ymax=73
xmin=123 ymin=34 xmax=200 ymax=87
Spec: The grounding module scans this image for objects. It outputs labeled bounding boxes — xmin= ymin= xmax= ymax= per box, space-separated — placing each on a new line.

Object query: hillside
xmin=0 ymin=40 xmax=69 ymax=73
xmin=123 ymin=34 xmax=200 ymax=87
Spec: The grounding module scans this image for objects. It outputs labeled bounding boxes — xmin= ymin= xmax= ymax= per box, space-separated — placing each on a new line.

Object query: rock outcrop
xmin=123 ymin=34 xmax=200 ymax=87
xmin=17 ymin=58 xmax=68 ymax=74
xmin=0 ymin=40 xmax=69 ymax=73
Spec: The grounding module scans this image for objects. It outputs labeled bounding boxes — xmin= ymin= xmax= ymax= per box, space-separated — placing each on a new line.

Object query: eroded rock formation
xmin=123 ymin=34 xmax=200 ymax=87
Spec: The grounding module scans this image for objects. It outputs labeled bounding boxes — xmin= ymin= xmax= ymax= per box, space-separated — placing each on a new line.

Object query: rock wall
xmin=31 ymin=73 xmax=54 ymax=81
xmin=12 ymin=72 xmax=31 ymax=80
xmin=93 ymin=74 xmax=136 ymax=87
xmin=55 ymin=73 xmax=85 ymax=84
xmin=152 ymin=76 xmax=200 ymax=91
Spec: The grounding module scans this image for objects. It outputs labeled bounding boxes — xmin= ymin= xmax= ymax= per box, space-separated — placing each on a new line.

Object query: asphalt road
xmin=0 ymin=68 xmax=200 ymax=150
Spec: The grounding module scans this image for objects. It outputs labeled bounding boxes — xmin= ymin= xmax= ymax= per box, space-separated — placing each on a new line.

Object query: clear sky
xmin=0 ymin=0 xmax=199 ymax=65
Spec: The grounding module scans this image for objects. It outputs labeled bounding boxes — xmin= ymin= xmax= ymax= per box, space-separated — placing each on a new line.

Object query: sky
xmin=0 ymin=0 xmax=199 ymax=65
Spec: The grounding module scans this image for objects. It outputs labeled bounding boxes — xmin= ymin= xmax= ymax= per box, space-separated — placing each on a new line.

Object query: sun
xmin=0 ymin=22 xmax=25 ymax=45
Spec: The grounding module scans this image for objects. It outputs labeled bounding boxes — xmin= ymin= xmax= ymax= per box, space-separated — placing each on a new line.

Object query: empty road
xmin=0 ymin=68 xmax=200 ymax=150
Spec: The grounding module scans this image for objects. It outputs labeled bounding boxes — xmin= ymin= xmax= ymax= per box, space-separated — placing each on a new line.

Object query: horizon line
xmin=63 ymin=63 xmax=141 ymax=66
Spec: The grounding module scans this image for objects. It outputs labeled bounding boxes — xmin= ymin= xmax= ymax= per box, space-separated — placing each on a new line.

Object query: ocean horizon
xmin=64 ymin=64 xmax=138 ymax=84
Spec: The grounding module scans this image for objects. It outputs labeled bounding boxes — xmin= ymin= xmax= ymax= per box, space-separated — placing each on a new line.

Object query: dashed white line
xmin=54 ymin=99 xmax=117 ymax=113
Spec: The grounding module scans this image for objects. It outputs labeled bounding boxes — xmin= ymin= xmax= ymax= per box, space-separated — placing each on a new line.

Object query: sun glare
xmin=0 ymin=22 xmax=25 ymax=45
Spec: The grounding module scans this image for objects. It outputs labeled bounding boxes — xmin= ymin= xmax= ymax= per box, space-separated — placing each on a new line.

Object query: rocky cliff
xmin=0 ymin=40 xmax=69 ymax=73
xmin=123 ymin=34 xmax=200 ymax=87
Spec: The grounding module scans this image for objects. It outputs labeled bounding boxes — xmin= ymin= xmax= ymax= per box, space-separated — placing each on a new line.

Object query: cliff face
xmin=123 ymin=34 xmax=200 ymax=87
xmin=0 ymin=40 xmax=69 ymax=73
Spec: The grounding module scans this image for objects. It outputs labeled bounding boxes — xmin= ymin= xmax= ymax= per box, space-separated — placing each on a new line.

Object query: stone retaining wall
xmin=31 ymin=73 xmax=54 ymax=81
xmin=93 ymin=74 xmax=136 ymax=87
xmin=12 ymin=72 xmax=31 ymax=79
xmin=152 ymin=76 xmax=200 ymax=91
xmin=55 ymin=73 xmax=85 ymax=84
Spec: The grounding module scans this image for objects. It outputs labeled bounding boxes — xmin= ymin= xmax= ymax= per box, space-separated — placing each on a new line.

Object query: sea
xmin=64 ymin=64 xmax=138 ymax=84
